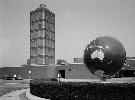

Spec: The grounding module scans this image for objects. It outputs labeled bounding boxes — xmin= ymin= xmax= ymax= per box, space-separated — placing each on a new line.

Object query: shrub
xmin=30 ymin=80 xmax=135 ymax=100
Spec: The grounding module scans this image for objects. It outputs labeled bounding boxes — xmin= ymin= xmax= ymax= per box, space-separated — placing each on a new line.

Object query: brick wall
xmin=57 ymin=64 xmax=98 ymax=79
xmin=0 ymin=65 xmax=58 ymax=79
xmin=0 ymin=67 xmax=29 ymax=79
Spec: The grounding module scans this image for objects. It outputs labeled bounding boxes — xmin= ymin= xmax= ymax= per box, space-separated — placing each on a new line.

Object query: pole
xmin=28 ymin=71 xmax=31 ymax=80
xmin=58 ymin=74 xmax=60 ymax=82
xmin=29 ymin=74 xmax=30 ymax=80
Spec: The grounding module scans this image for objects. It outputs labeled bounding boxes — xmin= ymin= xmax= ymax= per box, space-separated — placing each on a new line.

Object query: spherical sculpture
xmin=83 ymin=36 xmax=126 ymax=80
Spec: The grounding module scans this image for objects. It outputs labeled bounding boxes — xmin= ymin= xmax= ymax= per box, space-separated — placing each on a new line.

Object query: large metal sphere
xmin=83 ymin=36 xmax=126 ymax=79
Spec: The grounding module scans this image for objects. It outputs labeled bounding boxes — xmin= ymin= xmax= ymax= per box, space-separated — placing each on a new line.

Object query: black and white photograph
xmin=0 ymin=0 xmax=135 ymax=100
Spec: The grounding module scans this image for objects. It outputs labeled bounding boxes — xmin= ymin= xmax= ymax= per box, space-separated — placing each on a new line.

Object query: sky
xmin=0 ymin=0 xmax=135 ymax=67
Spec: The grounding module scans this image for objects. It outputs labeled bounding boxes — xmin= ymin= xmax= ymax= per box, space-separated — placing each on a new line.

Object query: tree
xmin=27 ymin=59 xmax=31 ymax=65
xmin=57 ymin=59 xmax=68 ymax=65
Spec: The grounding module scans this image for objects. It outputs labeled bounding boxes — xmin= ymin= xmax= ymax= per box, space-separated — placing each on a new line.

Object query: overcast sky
xmin=0 ymin=0 xmax=135 ymax=67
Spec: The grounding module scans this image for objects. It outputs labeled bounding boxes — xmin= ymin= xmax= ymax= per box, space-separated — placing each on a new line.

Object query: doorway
xmin=59 ymin=70 xmax=65 ymax=78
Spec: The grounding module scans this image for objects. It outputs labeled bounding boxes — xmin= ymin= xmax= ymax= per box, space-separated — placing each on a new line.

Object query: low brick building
xmin=0 ymin=66 xmax=29 ymax=79
xmin=57 ymin=64 xmax=98 ymax=79
xmin=0 ymin=65 xmax=57 ymax=79
xmin=0 ymin=57 xmax=135 ymax=79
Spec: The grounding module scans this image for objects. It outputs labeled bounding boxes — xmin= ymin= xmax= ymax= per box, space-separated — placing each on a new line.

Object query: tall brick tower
xmin=30 ymin=4 xmax=55 ymax=65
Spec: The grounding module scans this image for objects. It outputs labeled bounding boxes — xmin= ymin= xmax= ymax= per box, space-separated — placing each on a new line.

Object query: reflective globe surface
xmin=83 ymin=36 xmax=126 ymax=79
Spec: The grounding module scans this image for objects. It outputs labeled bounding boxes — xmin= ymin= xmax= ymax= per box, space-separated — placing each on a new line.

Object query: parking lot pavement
xmin=0 ymin=89 xmax=29 ymax=100
xmin=0 ymin=79 xmax=30 ymax=99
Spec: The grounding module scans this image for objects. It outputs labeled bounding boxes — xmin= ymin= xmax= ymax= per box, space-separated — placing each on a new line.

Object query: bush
xmin=30 ymin=80 xmax=135 ymax=100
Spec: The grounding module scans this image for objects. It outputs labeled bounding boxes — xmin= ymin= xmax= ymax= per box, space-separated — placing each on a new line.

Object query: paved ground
xmin=19 ymin=92 xmax=28 ymax=100
xmin=60 ymin=77 xmax=135 ymax=83
xmin=0 ymin=83 xmax=29 ymax=97
xmin=0 ymin=79 xmax=30 ymax=100
xmin=0 ymin=89 xmax=29 ymax=100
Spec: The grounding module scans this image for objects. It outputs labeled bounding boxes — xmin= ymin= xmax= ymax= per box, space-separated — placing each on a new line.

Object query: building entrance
xmin=59 ymin=70 xmax=65 ymax=78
